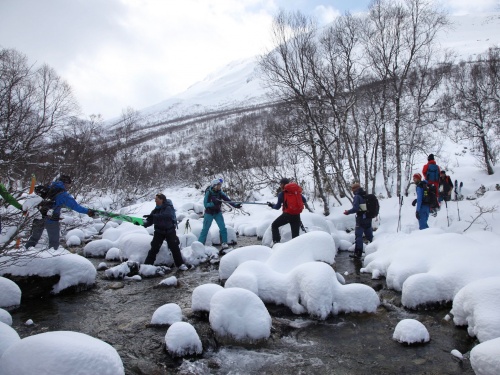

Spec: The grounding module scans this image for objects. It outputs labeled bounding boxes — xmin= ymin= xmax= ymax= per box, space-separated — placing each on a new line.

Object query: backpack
xmin=420 ymin=182 xmax=438 ymax=208
xmin=362 ymin=194 xmax=380 ymax=219
xmin=34 ymin=184 xmax=64 ymax=216
xmin=282 ymin=182 xmax=304 ymax=215
xmin=426 ymin=163 xmax=439 ymax=182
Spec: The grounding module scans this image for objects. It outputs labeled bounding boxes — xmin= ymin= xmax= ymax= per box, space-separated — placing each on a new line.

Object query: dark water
xmin=10 ymin=236 xmax=476 ymax=375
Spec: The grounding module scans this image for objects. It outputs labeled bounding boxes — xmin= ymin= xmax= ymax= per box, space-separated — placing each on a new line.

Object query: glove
xmin=143 ymin=214 xmax=152 ymax=220
xmin=87 ymin=209 xmax=95 ymax=218
xmin=412 ymin=199 xmax=417 ymax=207
xmin=267 ymin=202 xmax=274 ymax=208
xmin=343 ymin=210 xmax=349 ymax=215
xmin=416 ymin=211 xmax=420 ymax=220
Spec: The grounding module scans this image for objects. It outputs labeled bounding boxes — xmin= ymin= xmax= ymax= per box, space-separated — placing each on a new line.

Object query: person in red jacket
xmin=422 ymin=154 xmax=441 ymax=214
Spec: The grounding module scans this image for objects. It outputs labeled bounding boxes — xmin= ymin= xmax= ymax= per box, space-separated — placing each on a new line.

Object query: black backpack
xmin=34 ymin=184 xmax=64 ymax=216
xmin=363 ymin=194 xmax=380 ymax=219
xmin=420 ymin=182 xmax=438 ymax=208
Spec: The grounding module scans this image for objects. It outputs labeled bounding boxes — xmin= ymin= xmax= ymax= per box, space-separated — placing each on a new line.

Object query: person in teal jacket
xmin=25 ymin=175 xmax=94 ymax=250
xmin=198 ymin=179 xmax=240 ymax=249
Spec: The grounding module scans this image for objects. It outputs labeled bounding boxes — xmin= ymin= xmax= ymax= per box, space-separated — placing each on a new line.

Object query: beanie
xmin=351 ymin=182 xmax=361 ymax=191
xmin=428 ymin=154 xmax=434 ymax=161
xmin=211 ymin=178 xmax=223 ymax=187
xmin=413 ymin=173 xmax=422 ymax=180
xmin=279 ymin=177 xmax=290 ymax=185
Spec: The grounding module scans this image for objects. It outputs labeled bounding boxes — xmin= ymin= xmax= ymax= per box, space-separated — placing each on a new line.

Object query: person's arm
xmin=422 ymin=164 xmax=428 ymax=178
xmin=344 ymin=195 xmax=361 ymax=215
xmin=270 ymin=192 xmax=284 ymax=210
xmin=204 ymin=190 xmax=215 ymax=208
xmin=416 ymin=186 xmax=423 ymax=211
xmin=59 ymin=192 xmax=90 ymax=214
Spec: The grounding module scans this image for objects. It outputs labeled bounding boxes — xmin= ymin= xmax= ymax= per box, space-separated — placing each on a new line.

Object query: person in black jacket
xmin=143 ymin=193 xmax=187 ymax=270
xmin=438 ymin=170 xmax=454 ymax=202
xmin=343 ymin=182 xmax=373 ymax=259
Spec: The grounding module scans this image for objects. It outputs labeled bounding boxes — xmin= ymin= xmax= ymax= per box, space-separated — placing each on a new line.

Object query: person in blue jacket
xmin=25 ymin=175 xmax=94 ymax=250
xmin=343 ymin=182 xmax=373 ymax=259
xmin=412 ymin=173 xmax=430 ymax=230
xmin=198 ymin=178 xmax=241 ymax=249
xmin=143 ymin=193 xmax=187 ymax=270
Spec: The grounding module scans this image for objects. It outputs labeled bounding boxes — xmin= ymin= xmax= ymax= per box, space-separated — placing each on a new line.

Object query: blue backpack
xmin=426 ymin=164 xmax=439 ymax=182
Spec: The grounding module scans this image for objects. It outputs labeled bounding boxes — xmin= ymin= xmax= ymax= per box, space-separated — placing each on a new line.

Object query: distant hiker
xmin=25 ymin=175 xmax=95 ymax=250
xmin=422 ymin=153 xmax=441 ymax=214
xmin=142 ymin=193 xmax=187 ymax=270
xmin=438 ymin=170 xmax=454 ymax=202
xmin=198 ymin=179 xmax=241 ymax=250
xmin=343 ymin=182 xmax=374 ymax=259
xmin=412 ymin=173 xmax=430 ymax=230
xmin=267 ymin=178 xmax=307 ymax=246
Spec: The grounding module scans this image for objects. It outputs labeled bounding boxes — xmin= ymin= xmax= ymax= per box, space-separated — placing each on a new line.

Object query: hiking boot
xmin=178 ymin=264 xmax=188 ymax=271
xmin=221 ymin=243 xmax=229 ymax=250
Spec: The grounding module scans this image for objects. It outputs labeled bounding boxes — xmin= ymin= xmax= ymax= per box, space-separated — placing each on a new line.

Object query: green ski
xmin=0 ymin=183 xmax=23 ymax=210
xmin=94 ymin=209 xmax=144 ymax=226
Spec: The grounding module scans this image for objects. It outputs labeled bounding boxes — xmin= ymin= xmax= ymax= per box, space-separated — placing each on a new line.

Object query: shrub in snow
xmin=165 ymin=322 xmax=203 ymax=357
xmin=66 ymin=235 xmax=81 ymax=246
xmin=392 ymin=319 xmax=430 ymax=344
xmin=191 ymin=283 xmax=224 ymax=313
xmin=0 ymin=322 xmax=20 ymax=358
xmin=470 ymin=337 xmax=500 ymax=375
xmin=451 ymin=276 xmax=500 ymax=342
xmin=151 ymin=303 xmax=183 ymax=325
xmin=0 ymin=331 xmax=124 ymax=375
xmin=0 ymin=277 xmax=21 ymax=308
xmin=210 ymin=288 xmax=272 ymax=342
xmin=0 ymin=308 xmax=12 ymax=325
xmin=83 ymin=239 xmax=115 ymax=257
xmin=105 ymin=247 xmax=121 ymax=260
xmin=218 ymin=245 xmax=272 ymax=280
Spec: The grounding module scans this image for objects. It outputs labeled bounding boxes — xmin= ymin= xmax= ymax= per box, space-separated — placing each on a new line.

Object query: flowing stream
xmin=10 ymin=236 xmax=476 ymax=375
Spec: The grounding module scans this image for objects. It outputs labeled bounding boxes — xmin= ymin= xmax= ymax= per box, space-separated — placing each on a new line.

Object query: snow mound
xmin=0 ymin=330 xmax=124 ymax=375
xmin=0 ymin=308 xmax=13 ymax=325
xmin=470 ymin=337 xmax=500 ymax=375
xmin=165 ymin=322 xmax=203 ymax=357
xmin=192 ymin=283 xmax=224 ymax=312
xmin=393 ymin=319 xmax=430 ymax=344
xmin=0 ymin=322 xmax=20 ymax=358
xmin=0 ymin=277 xmax=21 ymax=308
xmin=151 ymin=303 xmax=183 ymax=325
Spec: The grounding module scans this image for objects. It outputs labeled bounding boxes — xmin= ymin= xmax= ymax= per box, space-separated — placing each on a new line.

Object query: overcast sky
xmin=0 ymin=0 xmax=498 ymax=119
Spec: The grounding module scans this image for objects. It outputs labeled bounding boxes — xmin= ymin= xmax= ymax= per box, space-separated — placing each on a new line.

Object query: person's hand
xmin=87 ymin=209 xmax=95 ymax=218
xmin=412 ymin=199 xmax=417 ymax=207
xmin=267 ymin=202 xmax=274 ymax=208
xmin=143 ymin=214 xmax=151 ymax=220
xmin=416 ymin=211 xmax=420 ymax=220
xmin=343 ymin=210 xmax=349 ymax=215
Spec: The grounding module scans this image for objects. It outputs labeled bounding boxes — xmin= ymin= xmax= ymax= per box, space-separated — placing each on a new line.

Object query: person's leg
xmin=165 ymin=231 xmax=184 ymax=267
xmin=25 ymin=218 xmax=45 ymax=248
xmin=364 ymin=219 xmax=374 ymax=242
xmin=289 ymin=214 xmax=301 ymax=238
xmin=144 ymin=231 xmax=165 ymax=265
xmin=418 ymin=207 xmax=430 ymax=230
xmin=198 ymin=214 xmax=214 ymax=245
xmin=271 ymin=213 xmax=289 ymax=243
xmin=46 ymin=220 xmax=61 ymax=250
xmin=213 ymin=212 xmax=228 ymax=244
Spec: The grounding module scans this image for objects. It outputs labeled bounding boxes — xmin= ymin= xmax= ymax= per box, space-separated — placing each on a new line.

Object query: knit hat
xmin=59 ymin=175 xmax=72 ymax=184
xmin=351 ymin=182 xmax=361 ymax=191
xmin=211 ymin=178 xmax=223 ymax=187
xmin=413 ymin=173 xmax=422 ymax=180
xmin=279 ymin=178 xmax=290 ymax=185
xmin=428 ymin=154 xmax=434 ymax=161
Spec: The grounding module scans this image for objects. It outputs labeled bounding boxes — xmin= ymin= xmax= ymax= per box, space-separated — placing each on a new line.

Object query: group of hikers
xmin=0 ymin=152 xmax=455 ymax=268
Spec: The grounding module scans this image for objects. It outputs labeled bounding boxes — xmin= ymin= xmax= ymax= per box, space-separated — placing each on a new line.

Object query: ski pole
xmin=300 ymin=221 xmax=308 ymax=233
xmin=445 ymin=200 xmax=450 ymax=227
xmin=397 ymin=195 xmax=403 ymax=232
xmin=219 ymin=201 xmax=269 ymax=205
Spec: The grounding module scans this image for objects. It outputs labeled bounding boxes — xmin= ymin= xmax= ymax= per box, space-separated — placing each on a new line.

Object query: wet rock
xmin=106 ymin=282 xmax=125 ymax=290
xmin=3 ymin=274 xmax=60 ymax=300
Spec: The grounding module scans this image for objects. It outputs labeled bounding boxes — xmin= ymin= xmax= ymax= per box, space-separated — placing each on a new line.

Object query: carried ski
xmin=93 ymin=209 xmax=144 ymax=225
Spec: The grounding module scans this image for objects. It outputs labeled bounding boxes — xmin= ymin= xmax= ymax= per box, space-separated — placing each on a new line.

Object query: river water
xmin=10 ymin=236 xmax=476 ymax=375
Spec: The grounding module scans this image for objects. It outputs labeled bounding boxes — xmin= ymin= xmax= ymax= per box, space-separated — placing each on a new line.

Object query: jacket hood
xmin=51 ymin=181 xmax=66 ymax=190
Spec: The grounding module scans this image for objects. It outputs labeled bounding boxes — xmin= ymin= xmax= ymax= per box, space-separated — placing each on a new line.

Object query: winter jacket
xmin=439 ymin=176 xmax=454 ymax=195
xmin=143 ymin=199 xmax=177 ymax=234
xmin=46 ymin=181 xmax=90 ymax=221
xmin=415 ymin=180 xmax=430 ymax=212
xmin=345 ymin=187 xmax=368 ymax=217
xmin=203 ymin=188 xmax=234 ymax=214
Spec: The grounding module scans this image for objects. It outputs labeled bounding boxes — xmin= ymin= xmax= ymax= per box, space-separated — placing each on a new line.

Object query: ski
xmin=459 ymin=181 xmax=463 ymax=200
xmin=454 ymin=179 xmax=459 ymax=201
xmin=93 ymin=209 xmax=144 ymax=226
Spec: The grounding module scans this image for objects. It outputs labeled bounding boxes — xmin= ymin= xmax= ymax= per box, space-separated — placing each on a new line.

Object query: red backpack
xmin=282 ymin=183 xmax=304 ymax=215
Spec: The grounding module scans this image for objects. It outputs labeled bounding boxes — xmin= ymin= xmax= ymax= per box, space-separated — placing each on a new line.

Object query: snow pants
xmin=25 ymin=218 xmax=60 ymax=250
xmin=355 ymin=215 xmax=373 ymax=255
xmin=271 ymin=213 xmax=301 ymax=243
xmin=198 ymin=211 xmax=227 ymax=245
xmin=417 ymin=205 xmax=430 ymax=230
xmin=145 ymin=230 xmax=183 ymax=267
